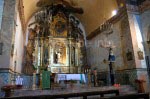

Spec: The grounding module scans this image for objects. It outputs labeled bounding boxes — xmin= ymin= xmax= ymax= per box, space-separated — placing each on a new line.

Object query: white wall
xmin=13 ymin=10 xmax=24 ymax=73
xmin=87 ymin=21 xmax=124 ymax=71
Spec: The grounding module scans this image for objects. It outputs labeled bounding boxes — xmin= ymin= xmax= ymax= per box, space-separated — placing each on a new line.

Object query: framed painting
xmin=137 ymin=50 xmax=144 ymax=60
xmin=126 ymin=50 xmax=133 ymax=61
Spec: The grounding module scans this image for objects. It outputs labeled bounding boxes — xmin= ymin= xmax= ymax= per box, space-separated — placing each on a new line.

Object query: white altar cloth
xmin=55 ymin=74 xmax=86 ymax=83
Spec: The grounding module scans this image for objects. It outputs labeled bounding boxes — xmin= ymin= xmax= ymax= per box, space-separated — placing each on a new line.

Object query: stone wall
xmin=0 ymin=0 xmax=17 ymax=89
xmin=0 ymin=0 xmax=16 ymax=69
xmin=86 ymin=11 xmax=136 ymax=72
xmin=120 ymin=13 xmax=136 ymax=69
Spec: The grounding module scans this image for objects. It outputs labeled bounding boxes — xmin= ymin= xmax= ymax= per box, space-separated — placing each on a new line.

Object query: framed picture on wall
xmin=137 ymin=50 xmax=144 ymax=60
xmin=126 ymin=50 xmax=133 ymax=61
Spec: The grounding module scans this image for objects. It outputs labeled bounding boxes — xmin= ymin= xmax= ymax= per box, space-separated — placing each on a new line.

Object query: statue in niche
xmin=56 ymin=51 xmax=62 ymax=63
xmin=54 ymin=42 xmax=66 ymax=64
xmin=54 ymin=50 xmax=62 ymax=64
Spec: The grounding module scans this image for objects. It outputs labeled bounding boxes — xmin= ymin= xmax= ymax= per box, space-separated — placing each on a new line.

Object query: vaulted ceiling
xmin=22 ymin=0 xmax=118 ymax=35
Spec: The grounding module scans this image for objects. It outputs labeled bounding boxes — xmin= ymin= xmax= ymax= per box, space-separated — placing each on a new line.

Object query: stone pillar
xmin=127 ymin=12 xmax=146 ymax=68
xmin=32 ymin=73 xmax=36 ymax=90
xmin=0 ymin=0 xmax=16 ymax=87
xmin=126 ymin=3 xmax=149 ymax=92
xmin=0 ymin=0 xmax=16 ymax=69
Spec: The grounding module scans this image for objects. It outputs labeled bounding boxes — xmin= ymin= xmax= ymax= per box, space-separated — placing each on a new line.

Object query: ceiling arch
xmin=22 ymin=0 xmax=118 ymax=35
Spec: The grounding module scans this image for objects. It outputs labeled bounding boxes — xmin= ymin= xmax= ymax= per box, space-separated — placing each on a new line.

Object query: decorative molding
xmin=18 ymin=0 xmax=25 ymax=33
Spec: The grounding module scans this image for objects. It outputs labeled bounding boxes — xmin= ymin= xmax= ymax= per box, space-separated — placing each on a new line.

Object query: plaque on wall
xmin=137 ymin=50 xmax=144 ymax=60
xmin=126 ymin=49 xmax=133 ymax=61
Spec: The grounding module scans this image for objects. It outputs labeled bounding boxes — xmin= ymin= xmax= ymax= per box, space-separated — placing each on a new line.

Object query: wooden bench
xmin=1 ymin=89 xmax=119 ymax=99
xmin=101 ymin=93 xmax=149 ymax=99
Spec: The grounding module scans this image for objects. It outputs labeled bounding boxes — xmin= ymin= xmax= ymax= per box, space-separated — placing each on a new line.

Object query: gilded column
xmin=75 ymin=43 xmax=79 ymax=73
xmin=68 ymin=38 xmax=72 ymax=73
xmin=65 ymin=40 xmax=69 ymax=66
xmin=32 ymin=73 xmax=36 ymax=90
xmin=40 ymin=37 xmax=44 ymax=67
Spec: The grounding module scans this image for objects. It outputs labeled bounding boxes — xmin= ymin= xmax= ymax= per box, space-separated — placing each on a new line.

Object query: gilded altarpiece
xmin=26 ymin=12 xmax=85 ymax=74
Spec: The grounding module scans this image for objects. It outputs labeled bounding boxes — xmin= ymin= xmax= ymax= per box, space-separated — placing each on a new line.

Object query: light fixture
xmin=112 ymin=9 xmax=118 ymax=16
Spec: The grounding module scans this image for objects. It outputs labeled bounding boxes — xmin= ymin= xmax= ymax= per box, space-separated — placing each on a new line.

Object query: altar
xmin=55 ymin=74 xmax=86 ymax=83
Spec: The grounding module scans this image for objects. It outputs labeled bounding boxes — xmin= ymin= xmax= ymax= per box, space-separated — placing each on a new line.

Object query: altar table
xmin=55 ymin=74 xmax=86 ymax=83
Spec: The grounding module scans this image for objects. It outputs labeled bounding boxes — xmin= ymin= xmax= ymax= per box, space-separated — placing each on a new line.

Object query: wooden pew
xmin=1 ymin=89 xmax=119 ymax=99
xmin=101 ymin=93 xmax=149 ymax=99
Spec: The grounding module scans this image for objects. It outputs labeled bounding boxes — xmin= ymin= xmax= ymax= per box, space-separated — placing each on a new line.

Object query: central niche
xmin=53 ymin=41 xmax=66 ymax=65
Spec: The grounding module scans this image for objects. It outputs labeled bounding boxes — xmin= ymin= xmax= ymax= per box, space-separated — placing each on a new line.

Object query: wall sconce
xmin=0 ymin=42 xmax=3 ymax=55
xmin=112 ymin=9 xmax=118 ymax=16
